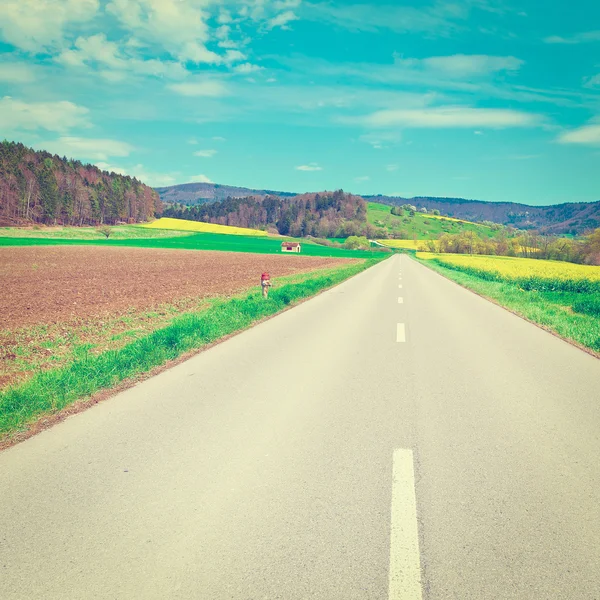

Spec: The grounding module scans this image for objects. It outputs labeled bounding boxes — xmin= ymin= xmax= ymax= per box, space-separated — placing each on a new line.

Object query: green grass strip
xmin=419 ymin=258 xmax=600 ymax=355
xmin=0 ymin=258 xmax=383 ymax=438
xmin=0 ymin=233 xmax=388 ymax=259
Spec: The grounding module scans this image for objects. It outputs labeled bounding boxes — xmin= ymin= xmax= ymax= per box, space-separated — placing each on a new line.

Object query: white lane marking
xmin=396 ymin=323 xmax=406 ymax=343
xmin=389 ymin=449 xmax=423 ymax=600
xmin=399 ymin=284 xmax=403 ymax=289
xmin=398 ymin=297 xmax=404 ymax=304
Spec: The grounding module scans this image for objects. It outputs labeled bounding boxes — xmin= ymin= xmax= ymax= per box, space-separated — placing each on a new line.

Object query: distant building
xmin=281 ymin=241 xmax=301 ymax=253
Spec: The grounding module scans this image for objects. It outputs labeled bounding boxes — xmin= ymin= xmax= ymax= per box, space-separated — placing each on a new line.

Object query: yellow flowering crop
xmin=424 ymin=214 xmax=489 ymax=226
xmin=142 ymin=217 xmax=268 ymax=237
xmin=418 ymin=253 xmax=600 ymax=293
xmin=378 ymin=239 xmax=438 ymax=250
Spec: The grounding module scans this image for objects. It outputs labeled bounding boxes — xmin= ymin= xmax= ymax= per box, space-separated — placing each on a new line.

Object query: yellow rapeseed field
xmin=142 ymin=217 xmax=268 ymax=237
xmin=417 ymin=253 xmax=600 ymax=292
xmin=418 ymin=253 xmax=600 ymax=281
xmin=378 ymin=239 xmax=434 ymax=250
xmin=424 ymin=214 xmax=489 ymax=226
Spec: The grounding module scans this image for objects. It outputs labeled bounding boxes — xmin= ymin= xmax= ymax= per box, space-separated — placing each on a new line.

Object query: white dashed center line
xmin=396 ymin=324 xmax=406 ymax=343
xmin=388 ymin=449 xmax=423 ymax=600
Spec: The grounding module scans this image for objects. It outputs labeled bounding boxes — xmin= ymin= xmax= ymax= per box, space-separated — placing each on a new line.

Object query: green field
xmin=418 ymin=254 xmax=600 ymax=354
xmin=0 ymin=225 xmax=194 ymax=240
xmin=0 ymin=231 xmax=386 ymax=258
xmin=367 ymin=202 xmax=498 ymax=239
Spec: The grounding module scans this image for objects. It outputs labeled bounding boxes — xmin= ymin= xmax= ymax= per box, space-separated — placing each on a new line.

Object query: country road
xmin=1 ymin=254 xmax=600 ymax=599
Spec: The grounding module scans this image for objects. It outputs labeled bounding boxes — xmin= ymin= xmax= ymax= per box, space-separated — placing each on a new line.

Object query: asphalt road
xmin=1 ymin=254 xmax=600 ymax=599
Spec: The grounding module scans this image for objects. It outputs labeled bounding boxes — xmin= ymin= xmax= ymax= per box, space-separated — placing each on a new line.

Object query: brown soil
xmin=1 ymin=246 xmax=354 ymax=329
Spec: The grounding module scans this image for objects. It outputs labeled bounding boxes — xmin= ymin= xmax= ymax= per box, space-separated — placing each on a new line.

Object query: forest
xmin=162 ymin=190 xmax=372 ymax=238
xmin=0 ymin=141 xmax=162 ymax=226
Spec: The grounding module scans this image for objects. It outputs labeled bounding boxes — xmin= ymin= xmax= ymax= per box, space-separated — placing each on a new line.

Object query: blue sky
xmin=0 ymin=0 xmax=599 ymax=205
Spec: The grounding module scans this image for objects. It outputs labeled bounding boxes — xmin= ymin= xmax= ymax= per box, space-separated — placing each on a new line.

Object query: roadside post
xmin=261 ymin=272 xmax=272 ymax=298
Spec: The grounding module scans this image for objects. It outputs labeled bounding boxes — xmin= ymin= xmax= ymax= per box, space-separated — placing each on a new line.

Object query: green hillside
xmin=367 ymin=202 xmax=501 ymax=240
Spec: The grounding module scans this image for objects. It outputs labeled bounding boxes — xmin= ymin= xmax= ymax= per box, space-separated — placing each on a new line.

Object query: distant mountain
xmin=365 ymin=195 xmax=600 ymax=235
xmin=0 ymin=141 xmax=161 ymax=226
xmin=156 ymin=182 xmax=600 ymax=235
xmin=155 ymin=182 xmax=296 ymax=205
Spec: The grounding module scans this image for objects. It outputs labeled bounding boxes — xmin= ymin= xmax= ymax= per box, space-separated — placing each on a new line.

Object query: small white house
xmin=281 ymin=241 xmax=301 ymax=253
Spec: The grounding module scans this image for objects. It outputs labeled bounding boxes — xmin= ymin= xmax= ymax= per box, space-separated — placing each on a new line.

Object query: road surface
xmin=1 ymin=254 xmax=599 ymax=599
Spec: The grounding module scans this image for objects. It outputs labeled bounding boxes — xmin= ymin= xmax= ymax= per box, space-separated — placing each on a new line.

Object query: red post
xmin=261 ymin=272 xmax=272 ymax=298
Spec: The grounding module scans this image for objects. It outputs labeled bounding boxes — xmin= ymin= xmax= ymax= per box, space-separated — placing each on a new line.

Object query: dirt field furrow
xmin=1 ymin=247 xmax=354 ymax=329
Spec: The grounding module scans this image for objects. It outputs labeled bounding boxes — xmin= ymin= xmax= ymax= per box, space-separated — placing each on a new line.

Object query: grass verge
xmin=418 ymin=258 xmax=600 ymax=356
xmin=0 ymin=257 xmax=383 ymax=440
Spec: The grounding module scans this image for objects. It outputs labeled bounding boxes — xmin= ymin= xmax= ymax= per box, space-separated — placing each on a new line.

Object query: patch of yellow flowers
xmin=417 ymin=253 xmax=600 ymax=281
xmin=142 ymin=217 xmax=268 ymax=237
xmin=378 ymin=239 xmax=428 ymax=249
xmin=417 ymin=253 xmax=600 ymax=292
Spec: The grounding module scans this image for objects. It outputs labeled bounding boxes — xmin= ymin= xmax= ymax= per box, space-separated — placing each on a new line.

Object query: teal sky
xmin=0 ymin=0 xmax=599 ymax=205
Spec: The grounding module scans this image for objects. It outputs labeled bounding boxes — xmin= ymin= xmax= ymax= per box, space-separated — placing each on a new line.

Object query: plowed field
xmin=1 ymin=246 xmax=354 ymax=329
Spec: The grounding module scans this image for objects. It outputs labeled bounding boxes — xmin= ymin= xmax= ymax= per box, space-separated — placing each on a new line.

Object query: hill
xmin=365 ymin=195 xmax=600 ymax=235
xmin=158 ymin=182 xmax=600 ymax=235
xmin=366 ymin=202 xmax=500 ymax=240
xmin=162 ymin=190 xmax=371 ymax=238
xmin=0 ymin=141 xmax=162 ymax=226
xmin=156 ymin=182 xmax=295 ymax=205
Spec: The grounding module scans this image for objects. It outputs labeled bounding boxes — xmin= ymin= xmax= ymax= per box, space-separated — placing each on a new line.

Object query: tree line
xmin=163 ymin=190 xmax=376 ymax=238
xmin=0 ymin=141 xmax=162 ymax=226
xmin=421 ymin=229 xmax=600 ymax=265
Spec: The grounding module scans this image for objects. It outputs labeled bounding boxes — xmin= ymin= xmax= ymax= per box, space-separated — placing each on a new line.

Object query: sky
xmin=0 ymin=0 xmax=599 ymax=205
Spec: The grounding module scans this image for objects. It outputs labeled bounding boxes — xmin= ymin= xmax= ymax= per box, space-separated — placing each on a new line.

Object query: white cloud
xmin=557 ymin=124 xmax=600 ymax=145
xmin=0 ymin=97 xmax=90 ymax=132
xmin=224 ymin=49 xmax=247 ymax=63
xmin=355 ymin=175 xmax=370 ymax=182
xmin=474 ymin=130 xmax=483 ymax=135
xmin=302 ymin=2 xmax=469 ymax=34
xmin=41 ymin=137 xmax=134 ymax=160
xmin=360 ymin=131 xmax=402 ymax=148
xmin=268 ymin=10 xmax=299 ymax=29
xmin=212 ymin=136 xmax=226 ymax=142
xmin=189 ymin=174 xmax=214 ymax=183
xmin=285 ymin=53 xmax=523 ymax=89
xmin=417 ymin=54 xmax=523 ymax=77
xmin=218 ymin=9 xmax=233 ymax=24
xmin=168 ymin=80 xmax=229 ymax=97
xmin=193 ymin=149 xmax=217 ymax=158
xmin=584 ymin=74 xmax=600 ymax=88
xmin=0 ymin=62 xmax=35 ymax=83
xmin=386 ymin=164 xmax=399 ymax=171
xmin=106 ymin=0 xmax=222 ymax=64
xmin=95 ymin=161 xmax=128 ymax=175
xmin=353 ymin=107 xmax=542 ymax=129
xmin=296 ymin=163 xmax=323 ymax=171
xmin=233 ymin=62 xmax=263 ymax=74
xmin=58 ymin=33 xmax=187 ymax=79
xmin=0 ymin=0 xmax=98 ymax=52
xmin=544 ymin=30 xmax=600 ymax=44
xmin=117 ymin=163 xmax=178 ymax=186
